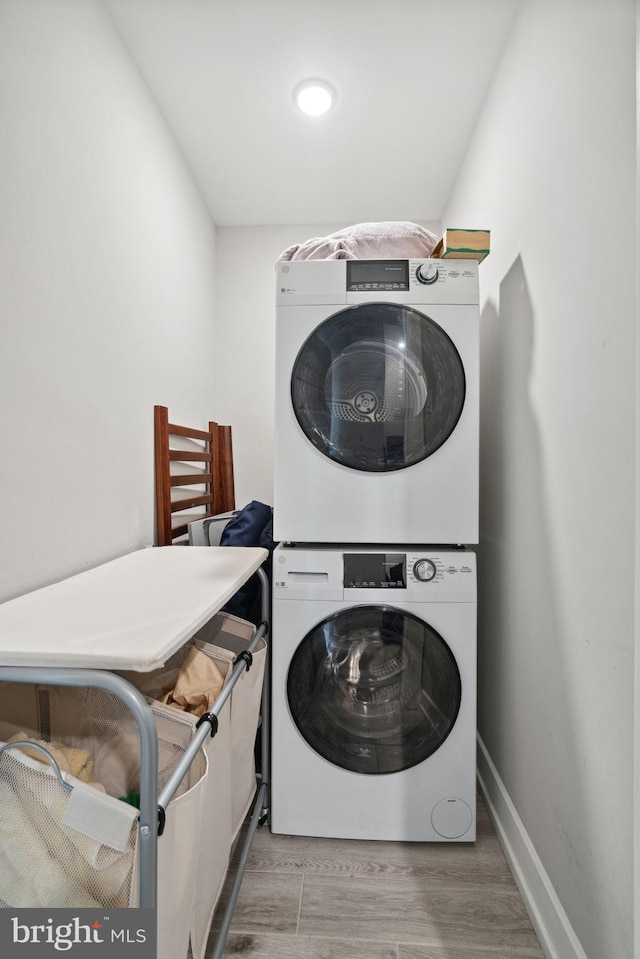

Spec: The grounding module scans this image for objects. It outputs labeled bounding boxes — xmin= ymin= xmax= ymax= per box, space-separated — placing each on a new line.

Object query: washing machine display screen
xmin=344 ymin=553 xmax=406 ymax=589
xmin=287 ymin=605 xmax=462 ymax=775
xmin=290 ymin=303 xmax=466 ymax=471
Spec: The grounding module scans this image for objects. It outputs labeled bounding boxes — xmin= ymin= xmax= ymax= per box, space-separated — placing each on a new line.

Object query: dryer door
xmin=291 ymin=303 xmax=465 ymax=471
xmin=286 ymin=605 xmax=462 ymax=775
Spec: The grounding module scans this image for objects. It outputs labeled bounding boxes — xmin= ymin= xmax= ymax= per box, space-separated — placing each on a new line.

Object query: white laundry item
xmin=0 ymin=776 xmax=102 ymax=908
xmin=0 ymin=746 xmax=136 ymax=908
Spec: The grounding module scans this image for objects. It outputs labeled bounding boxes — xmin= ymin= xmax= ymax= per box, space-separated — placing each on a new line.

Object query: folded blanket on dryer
xmin=278 ymin=221 xmax=438 ymax=261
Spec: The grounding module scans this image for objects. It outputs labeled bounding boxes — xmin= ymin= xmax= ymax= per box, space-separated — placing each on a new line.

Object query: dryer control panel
xmin=276 ymin=259 xmax=478 ymax=306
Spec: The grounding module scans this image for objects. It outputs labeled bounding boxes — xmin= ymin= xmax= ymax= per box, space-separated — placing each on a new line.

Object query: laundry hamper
xmin=191 ymin=611 xmax=267 ymax=838
xmin=0 ymin=681 xmax=208 ymax=959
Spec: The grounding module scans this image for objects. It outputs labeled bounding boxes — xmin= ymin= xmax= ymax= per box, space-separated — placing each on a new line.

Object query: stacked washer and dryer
xmin=271 ymin=257 xmax=479 ymax=842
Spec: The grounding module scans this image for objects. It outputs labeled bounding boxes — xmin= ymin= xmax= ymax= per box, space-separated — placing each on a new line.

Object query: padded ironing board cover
xmin=0 ymin=547 xmax=267 ymax=671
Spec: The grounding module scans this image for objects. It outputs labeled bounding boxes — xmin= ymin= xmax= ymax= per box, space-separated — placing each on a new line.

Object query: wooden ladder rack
xmin=154 ymin=405 xmax=235 ymax=546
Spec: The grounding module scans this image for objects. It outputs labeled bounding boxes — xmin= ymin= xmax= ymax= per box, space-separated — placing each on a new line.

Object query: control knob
xmin=413 ymin=558 xmax=437 ymax=582
xmin=416 ymin=262 xmax=439 ymax=285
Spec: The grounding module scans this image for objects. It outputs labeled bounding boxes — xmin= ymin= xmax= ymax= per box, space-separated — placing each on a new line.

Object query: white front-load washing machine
xmin=274 ymin=258 xmax=479 ymax=544
xmin=271 ymin=544 xmax=476 ymax=842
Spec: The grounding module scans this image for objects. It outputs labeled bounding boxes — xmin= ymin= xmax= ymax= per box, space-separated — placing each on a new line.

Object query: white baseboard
xmin=477 ymin=735 xmax=588 ymax=959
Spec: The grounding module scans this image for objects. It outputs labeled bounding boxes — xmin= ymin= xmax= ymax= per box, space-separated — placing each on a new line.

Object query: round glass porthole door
xmin=291 ymin=303 xmax=465 ymax=471
xmin=286 ymin=605 xmax=462 ymax=775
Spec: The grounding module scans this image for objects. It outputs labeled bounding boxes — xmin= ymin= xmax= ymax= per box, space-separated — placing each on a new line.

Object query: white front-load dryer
xmin=271 ymin=544 xmax=476 ymax=842
xmin=274 ymin=258 xmax=479 ymax=544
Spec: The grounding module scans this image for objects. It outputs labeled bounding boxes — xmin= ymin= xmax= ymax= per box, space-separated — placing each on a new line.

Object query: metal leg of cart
xmin=209 ymin=565 xmax=271 ymax=959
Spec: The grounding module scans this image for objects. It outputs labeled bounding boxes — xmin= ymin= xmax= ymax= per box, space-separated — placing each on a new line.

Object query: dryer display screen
xmin=344 ymin=553 xmax=406 ymax=589
xmin=347 ymin=259 xmax=409 ymax=291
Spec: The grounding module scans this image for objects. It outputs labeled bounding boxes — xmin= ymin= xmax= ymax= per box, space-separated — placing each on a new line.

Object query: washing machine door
xmin=291 ymin=303 xmax=465 ymax=471
xmin=286 ymin=605 xmax=462 ymax=775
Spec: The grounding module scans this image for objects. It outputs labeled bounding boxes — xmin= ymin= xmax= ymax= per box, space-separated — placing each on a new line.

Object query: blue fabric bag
xmin=220 ymin=501 xmax=275 ymax=625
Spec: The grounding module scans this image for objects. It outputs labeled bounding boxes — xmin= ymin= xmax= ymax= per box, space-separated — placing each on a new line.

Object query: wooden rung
xmin=168 ymin=423 xmax=211 ymax=442
xmin=169 ymin=449 xmax=212 ymax=462
xmin=170 ymin=494 xmax=214 ymax=513
xmin=170 ymin=523 xmax=189 ymax=539
xmin=170 ymin=473 xmax=213 ymax=487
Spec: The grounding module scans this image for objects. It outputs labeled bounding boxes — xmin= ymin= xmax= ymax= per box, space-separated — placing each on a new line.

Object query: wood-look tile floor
xmin=208 ymin=792 xmax=545 ymax=959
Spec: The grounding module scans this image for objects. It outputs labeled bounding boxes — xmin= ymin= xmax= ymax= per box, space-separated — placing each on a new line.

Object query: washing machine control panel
xmin=341 ymin=551 xmax=474 ymax=590
xmin=273 ymin=546 xmax=476 ymax=601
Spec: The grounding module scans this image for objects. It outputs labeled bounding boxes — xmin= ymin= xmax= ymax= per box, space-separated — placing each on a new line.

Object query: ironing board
xmin=0 ymin=546 xmax=266 ymax=670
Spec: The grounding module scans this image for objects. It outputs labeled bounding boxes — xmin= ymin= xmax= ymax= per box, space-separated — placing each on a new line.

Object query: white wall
xmin=214 ymin=222 xmax=440 ymax=509
xmin=0 ymin=0 xmax=219 ymax=601
xmin=440 ymin=2 xmax=635 ymax=957
xmin=213 ymin=224 xmax=342 ymax=509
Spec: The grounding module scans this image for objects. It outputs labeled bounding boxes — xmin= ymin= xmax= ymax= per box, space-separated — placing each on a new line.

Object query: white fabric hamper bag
xmin=117 ymin=670 xmax=233 ymax=959
xmin=191 ymin=612 xmax=267 ymax=838
xmin=0 ymin=682 xmax=209 ymax=959
xmin=120 ymin=609 xmax=265 ymax=955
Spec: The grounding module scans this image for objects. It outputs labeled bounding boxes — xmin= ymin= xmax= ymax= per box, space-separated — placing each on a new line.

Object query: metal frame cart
xmin=0 ymin=546 xmax=270 ymax=959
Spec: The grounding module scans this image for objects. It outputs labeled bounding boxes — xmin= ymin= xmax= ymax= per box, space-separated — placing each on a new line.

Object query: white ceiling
xmin=105 ymin=0 xmax=521 ymax=227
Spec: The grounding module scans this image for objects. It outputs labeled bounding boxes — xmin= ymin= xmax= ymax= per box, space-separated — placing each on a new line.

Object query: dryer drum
xmin=286 ymin=605 xmax=462 ymax=775
xmin=291 ymin=303 xmax=466 ymax=472
xmin=325 ymin=340 xmax=428 ymax=424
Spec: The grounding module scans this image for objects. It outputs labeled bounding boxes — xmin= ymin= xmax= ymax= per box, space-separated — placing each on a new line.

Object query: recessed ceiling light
xmin=293 ymin=79 xmax=337 ymax=117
